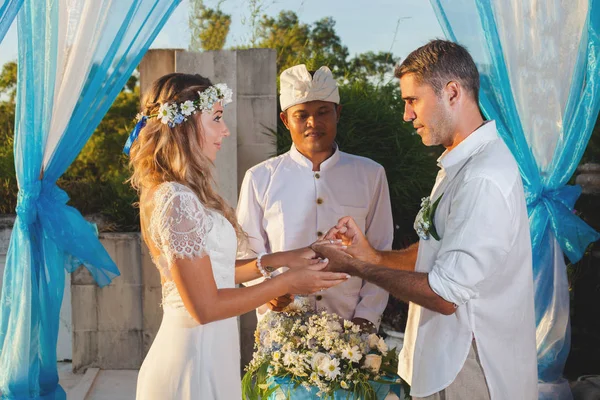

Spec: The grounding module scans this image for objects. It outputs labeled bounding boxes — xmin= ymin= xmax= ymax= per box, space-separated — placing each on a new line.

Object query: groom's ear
xmin=335 ymin=104 xmax=342 ymax=122
xmin=280 ymin=110 xmax=290 ymax=130
xmin=444 ymin=81 xmax=461 ymax=106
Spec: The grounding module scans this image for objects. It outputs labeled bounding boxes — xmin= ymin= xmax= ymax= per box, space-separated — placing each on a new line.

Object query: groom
xmin=314 ymin=40 xmax=538 ymax=399
xmin=236 ymin=63 xmax=393 ymax=332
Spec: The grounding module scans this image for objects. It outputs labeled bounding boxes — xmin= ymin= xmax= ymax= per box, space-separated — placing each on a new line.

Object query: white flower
xmin=377 ymin=337 xmax=388 ymax=355
xmin=321 ymin=357 xmax=341 ymax=380
xmin=363 ymin=354 xmax=382 ymax=373
xmin=341 ymin=345 xmax=362 ymax=363
xmin=282 ymin=352 xmax=294 ymax=366
xmin=326 ymin=320 xmax=342 ymax=332
xmin=157 ymin=103 xmax=176 ymax=124
xmin=312 ymin=352 xmax=328 ymax=370
xmin=272 ymin=351 xmax=281 ymax=362
xmin=340 ymin=380 xmax=349 ymax=389
xmin=368 ymin=333 xmax=379 ymax=349
xmin=180 ymin=100 xmax=195 ymax=116
xmin=351 ymin=324 xmax=361 ymax=334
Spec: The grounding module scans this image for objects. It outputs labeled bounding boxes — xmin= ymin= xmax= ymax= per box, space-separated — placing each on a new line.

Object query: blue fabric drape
xmin=430 ymin=0 xmax=600 ymax=393
xmin=0 ymin=0 xmax=22 ymax=43
xmin=0 ymin=0 xmax=181 ymax=398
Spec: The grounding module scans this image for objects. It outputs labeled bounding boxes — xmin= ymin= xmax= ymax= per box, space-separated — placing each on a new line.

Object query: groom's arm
xmin=353 ymin=262 xmax=456 ymax=315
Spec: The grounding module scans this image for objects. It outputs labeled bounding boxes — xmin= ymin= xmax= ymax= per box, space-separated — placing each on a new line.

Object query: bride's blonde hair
xmin=128 ymin=73 xmax=245 ymax=241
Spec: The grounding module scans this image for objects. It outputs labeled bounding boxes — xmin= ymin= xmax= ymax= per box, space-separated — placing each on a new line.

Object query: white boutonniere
xmin=414 ymin=193 xmax=443 ymax=241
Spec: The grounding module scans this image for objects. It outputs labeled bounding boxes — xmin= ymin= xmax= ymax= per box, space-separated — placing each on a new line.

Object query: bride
xmin=126 ymin=73 xmax=349 ymax=399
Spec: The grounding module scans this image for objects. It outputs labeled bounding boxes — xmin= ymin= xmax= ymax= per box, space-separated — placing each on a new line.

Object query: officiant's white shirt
xmin=236 ymin=144 xmax=393 ymax=327
xmin=399 ymin=121 xmax=538 ymax=398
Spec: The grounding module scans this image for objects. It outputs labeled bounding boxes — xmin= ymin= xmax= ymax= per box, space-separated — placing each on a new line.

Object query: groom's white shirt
xmin=236 ymin=144 xmax=393 ymax=327
xmin=399 ymin=121 xmax=538 ymax=398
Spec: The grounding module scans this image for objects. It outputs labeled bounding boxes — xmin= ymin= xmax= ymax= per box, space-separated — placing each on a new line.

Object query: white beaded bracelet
xmin=256 ymin=252 xmax=272 ymax=280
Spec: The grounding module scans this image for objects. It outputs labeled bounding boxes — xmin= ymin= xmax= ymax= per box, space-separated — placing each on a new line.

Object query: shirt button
xmin=314 ymin=173 xmax=321 ymax=179
xmin=317 ymin=231 xmax=323 ymax=237
xmin=316 ymin=198 xmax=323 ymax=205
xmin=316 ymin=295 xmax=323 ymax=301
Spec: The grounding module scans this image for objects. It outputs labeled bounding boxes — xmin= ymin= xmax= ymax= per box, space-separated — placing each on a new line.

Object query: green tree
xmin=253 ymin=11 xmax=349 ymax=74
xmin=189 ymin=0 xmax=232 ymax=52
xmin=345 ymin=51 xmax=399 ymax=83
xmin=0 ymin=61 xmax=17 ymax=103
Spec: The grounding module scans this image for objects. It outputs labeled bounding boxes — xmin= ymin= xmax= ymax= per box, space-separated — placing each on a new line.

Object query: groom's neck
xmin=445 ymin=107 xmax=485 ymax=152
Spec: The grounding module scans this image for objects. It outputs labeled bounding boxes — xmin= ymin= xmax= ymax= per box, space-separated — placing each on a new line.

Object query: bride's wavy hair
xmin=128 ymin=72 xmax=246 ymax=242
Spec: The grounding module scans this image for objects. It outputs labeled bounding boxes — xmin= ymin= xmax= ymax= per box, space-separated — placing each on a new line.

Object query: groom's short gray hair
xmin=395 ymin=39 xmax=480 ymax=103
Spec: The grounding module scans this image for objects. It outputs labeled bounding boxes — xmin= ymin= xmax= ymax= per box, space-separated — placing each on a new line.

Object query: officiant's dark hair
xmin=395 ymin=39 xmax=480 ymax=103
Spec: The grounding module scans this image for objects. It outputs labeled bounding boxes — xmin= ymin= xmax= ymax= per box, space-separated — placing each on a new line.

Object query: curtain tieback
xmin=525 ymin=184 xmax=599 ymax=263
xmin=16 ymin=181 xmax=70 ymax=226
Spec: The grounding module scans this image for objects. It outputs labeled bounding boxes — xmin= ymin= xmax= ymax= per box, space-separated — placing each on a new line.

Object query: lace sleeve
xmin=150 ymin=183 xmax=214 ymax=266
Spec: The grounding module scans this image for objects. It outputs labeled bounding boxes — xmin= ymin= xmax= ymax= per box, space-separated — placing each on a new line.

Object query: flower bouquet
xmin=242 ymin=302 xmax=406 ymax=400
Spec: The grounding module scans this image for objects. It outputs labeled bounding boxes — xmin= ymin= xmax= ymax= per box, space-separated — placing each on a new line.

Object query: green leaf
xmin=429 ymin=193 xmax=443 ymax=241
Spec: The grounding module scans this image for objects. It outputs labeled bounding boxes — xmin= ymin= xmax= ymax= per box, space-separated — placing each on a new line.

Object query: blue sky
xmin=0 ymin=0 xmax=444 ymax=68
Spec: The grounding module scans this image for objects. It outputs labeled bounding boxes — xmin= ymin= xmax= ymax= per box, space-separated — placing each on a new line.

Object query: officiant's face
xmin=400 ymin=73 xmax=453 ymax=147
xmin=280 ymin=101 xmax=341 ymax=157
xmin=198 ymin=102 xmax=230 ymax=162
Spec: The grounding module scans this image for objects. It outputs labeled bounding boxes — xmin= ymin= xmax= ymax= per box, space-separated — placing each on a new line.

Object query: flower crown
xmin=123 ymin=83 xmax=233 ymax=155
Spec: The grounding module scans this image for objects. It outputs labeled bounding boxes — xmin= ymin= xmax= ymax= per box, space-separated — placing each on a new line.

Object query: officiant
xmin=236 ymin=64 xmax=393 ymax=332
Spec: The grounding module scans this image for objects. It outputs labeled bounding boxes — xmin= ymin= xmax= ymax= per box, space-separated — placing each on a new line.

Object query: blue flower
xmin=173 ymin=114 xmax=185 ymax=125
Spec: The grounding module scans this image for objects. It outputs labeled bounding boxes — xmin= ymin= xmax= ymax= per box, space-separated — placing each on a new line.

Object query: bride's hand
xmin=280 ymin=261 xmax=350 ymax=295
xmin=280 ymin=241 xmax=340 ymax=269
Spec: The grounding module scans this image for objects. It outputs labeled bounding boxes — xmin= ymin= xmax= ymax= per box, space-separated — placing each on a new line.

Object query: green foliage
xmin=345 ymin=51 xmax=399 ymax=84
xmin=250 ymin=11 xmax=349 ymax=75
xmin=0 ymin=61 xmax=17 ymax=103
xmin=272 ymin=80 xmax=441 ymax=249
xmin=189 ymin=0 xmax=231 ymax=52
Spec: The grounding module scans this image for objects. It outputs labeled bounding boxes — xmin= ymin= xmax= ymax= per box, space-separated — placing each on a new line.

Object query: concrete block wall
xmin=71 ymin=233 xmax=162 ymax=371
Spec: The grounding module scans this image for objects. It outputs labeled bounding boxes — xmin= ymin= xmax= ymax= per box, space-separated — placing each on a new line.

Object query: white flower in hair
xmin=180 ymin=100 xmax=196 ymax=116
xmin=157 ymin=103 xmax=176 ymax=125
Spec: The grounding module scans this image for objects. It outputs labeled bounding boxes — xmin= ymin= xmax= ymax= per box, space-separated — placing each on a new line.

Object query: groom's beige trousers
xmin=413 ymin=340 xmax=491 ymax=400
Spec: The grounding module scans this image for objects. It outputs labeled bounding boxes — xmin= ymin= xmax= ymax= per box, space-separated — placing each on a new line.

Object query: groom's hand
xmin=311 ymin=242 xmax=359 ymax=276
xmin=324 ymin=216 xmax=381 ymax=264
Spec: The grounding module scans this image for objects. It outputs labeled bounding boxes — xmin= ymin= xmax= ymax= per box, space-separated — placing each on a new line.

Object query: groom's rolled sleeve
xmin=427 ymin=176 xmax=514 ymax=306
xmin=353 ymin=167 xmax=393 ymax=326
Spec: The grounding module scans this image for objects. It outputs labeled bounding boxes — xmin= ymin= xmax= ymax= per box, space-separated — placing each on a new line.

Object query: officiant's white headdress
xmin=279 ymin=64 xmax=340 ymax=111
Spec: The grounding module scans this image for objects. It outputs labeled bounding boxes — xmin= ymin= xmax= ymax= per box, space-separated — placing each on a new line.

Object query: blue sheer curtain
xmin=0 ymin=0 xmax=181 ymax=398
xmin=430 ymin=0 xmax=600 ymax=398
xmin=0 ymin=0 xmax=22 ymax=43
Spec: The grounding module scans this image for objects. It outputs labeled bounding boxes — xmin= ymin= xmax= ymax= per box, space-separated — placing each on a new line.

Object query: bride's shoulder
xmin=152 ymin=181 xmax=196 ymax=202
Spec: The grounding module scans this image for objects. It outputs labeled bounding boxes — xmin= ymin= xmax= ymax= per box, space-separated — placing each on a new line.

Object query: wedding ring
xmin=329 ymin=239 xmax=334 ymax=244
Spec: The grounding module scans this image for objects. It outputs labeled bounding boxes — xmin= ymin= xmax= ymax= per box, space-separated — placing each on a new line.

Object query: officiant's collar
xmin=438 ymin=120 xmax=498 ymax=177
xmin=290 ymin=143 xmax=340 ymax=171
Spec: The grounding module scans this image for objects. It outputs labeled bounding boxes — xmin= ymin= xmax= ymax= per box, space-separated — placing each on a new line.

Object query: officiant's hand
xmin=267 ymin=294 xmax=294 ymax=312
xmin=324 ymin=216 xmax=381 ymax=264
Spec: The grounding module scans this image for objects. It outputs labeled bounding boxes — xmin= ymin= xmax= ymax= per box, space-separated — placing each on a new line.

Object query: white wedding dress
xmin=136 ymin=182 xmax=241 ymax=400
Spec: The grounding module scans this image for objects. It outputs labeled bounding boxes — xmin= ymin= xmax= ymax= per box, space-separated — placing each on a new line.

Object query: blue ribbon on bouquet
xmin=267 ymin=375 xmax=405 ymax=400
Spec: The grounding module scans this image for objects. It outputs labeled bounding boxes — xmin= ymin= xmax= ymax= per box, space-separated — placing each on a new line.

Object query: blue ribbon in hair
xmin=123 ymin=115 xmax=148 ymax=156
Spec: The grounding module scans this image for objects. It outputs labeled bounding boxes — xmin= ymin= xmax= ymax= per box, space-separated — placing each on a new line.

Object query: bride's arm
xmin=171 ymin=255 xmax=348 ymax=324
xmin=233 ymin=247 xmax=318 ymax=284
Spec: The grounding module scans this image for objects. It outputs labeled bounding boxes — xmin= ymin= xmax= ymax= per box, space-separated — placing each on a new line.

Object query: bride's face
xmin=197 ymin=102 xmax=230 ymax=162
